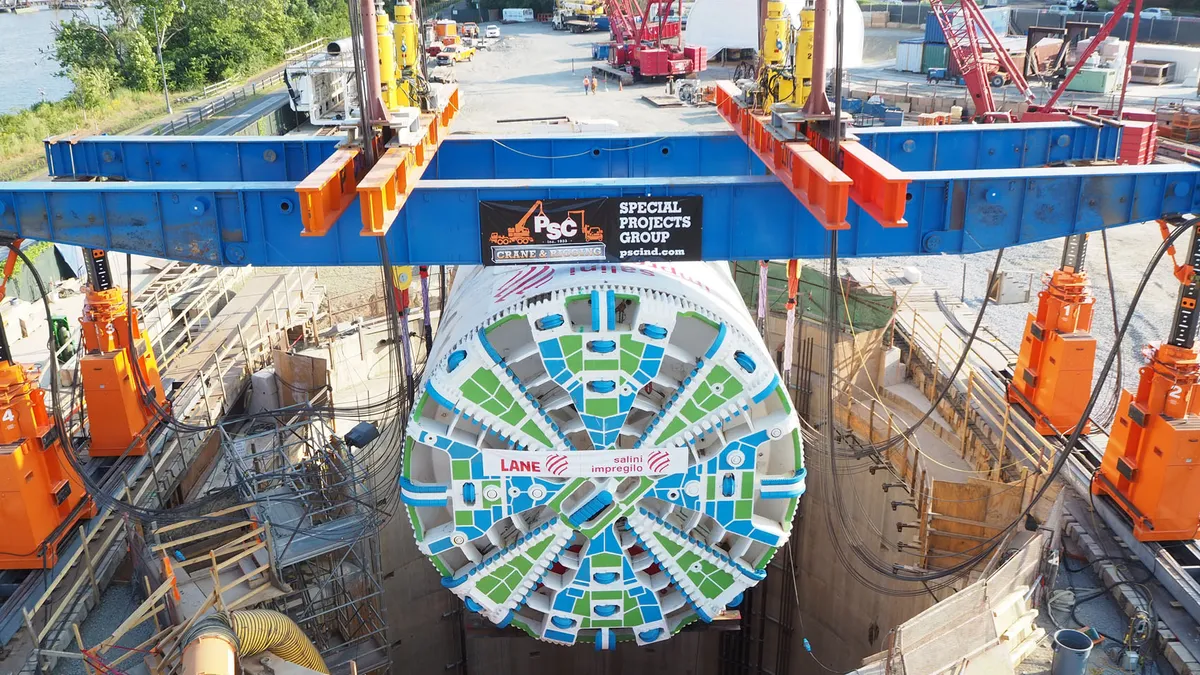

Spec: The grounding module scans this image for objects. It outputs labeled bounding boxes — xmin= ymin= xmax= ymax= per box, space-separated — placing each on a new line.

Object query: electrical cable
xmin=819 ymin=216 xmax=1199 ymax=587
xmin=13 ymin=243 xmax=415 ymax=542
xmin=1094 ymin=229 xmax=1124 ymax=428
xmin=854 ymin=250 xmax=1006 ymax=456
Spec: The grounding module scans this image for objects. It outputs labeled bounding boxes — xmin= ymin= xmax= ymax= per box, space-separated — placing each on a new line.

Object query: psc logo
xmin=532 ymin=212 xmax=580 ymax=241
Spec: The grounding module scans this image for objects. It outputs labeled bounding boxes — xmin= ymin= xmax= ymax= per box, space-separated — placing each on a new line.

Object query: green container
xmin=921 ymin=44 xmax=950 ymax=73
xmin=1065 ymin=68 xmax=1115 ymax=93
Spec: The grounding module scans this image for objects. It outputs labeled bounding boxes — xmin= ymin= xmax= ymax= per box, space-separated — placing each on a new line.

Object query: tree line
xmin=51 ymin=0 xmax=350 ymax=105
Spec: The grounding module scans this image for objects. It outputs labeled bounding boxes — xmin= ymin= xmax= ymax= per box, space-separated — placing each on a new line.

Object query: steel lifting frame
xmin=294 ymin=86 xmax=461 ymax=237
xmin=5 ymin=115 xmax=1199 ymax=267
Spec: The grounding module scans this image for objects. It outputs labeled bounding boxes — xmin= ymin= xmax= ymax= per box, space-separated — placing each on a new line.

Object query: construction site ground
xmin=11 ymin=17 xmax=1199 ymax=675
xmin=304 ymin=21 xmax=1196 ymax=672
xmin=858 ymin=265 xmax=1197 ymax=674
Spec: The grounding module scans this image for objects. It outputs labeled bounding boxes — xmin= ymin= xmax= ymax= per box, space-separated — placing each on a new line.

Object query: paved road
xmin=201 ymin=90 xmax=290 ymax=136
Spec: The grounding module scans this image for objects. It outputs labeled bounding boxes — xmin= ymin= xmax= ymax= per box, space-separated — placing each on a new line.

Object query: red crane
xmin=605 ymin=0 xmax=704 ymax=79
xmin=927 ymin=0 xmax=1034 ymax=120
xmin=606 ymin=0 xmax=640 ymax=44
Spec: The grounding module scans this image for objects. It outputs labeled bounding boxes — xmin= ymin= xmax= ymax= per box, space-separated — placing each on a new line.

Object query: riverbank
xmin=0 ymin=90 xmax=171 ymax=180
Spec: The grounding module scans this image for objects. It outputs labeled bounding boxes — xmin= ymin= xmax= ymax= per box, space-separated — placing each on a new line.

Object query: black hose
xmin=821 ymin=217 xmax=1199 ymax=585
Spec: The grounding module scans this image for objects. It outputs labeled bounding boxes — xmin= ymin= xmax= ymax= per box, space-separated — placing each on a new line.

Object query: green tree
xmin=51 ymin=0 xmax=349 ymax=102
xmin=68 ymin=66 xmax=119 ymax=108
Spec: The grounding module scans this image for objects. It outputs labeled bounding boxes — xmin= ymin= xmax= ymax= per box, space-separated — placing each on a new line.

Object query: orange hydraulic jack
xmin=79 ymin=250 xmax=166 ymax=457
xmin=1095 ymin=219 xmax=1200 ymax=542
xmin=1009 ymin=233 xmax=1096 ymax=435
xmin=0 ymin=288 xmax=95 ymax=568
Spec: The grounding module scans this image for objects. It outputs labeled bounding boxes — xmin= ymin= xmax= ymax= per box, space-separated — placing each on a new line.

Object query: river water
xmin=0 ymin=8 xmax=82 ymax=113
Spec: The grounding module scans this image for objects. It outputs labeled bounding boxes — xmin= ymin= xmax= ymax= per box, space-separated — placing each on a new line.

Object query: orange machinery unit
xmin=78 ymin=250 xmax=166 ymax=457
xmin=434 ymin=19 xmax=458 ymax=45
xmin=0 ymin=309 xmax=95 ymax=568
xmin=1095 ymin=219 xmax=1200 ymax=542
xmin=1008 ymin=233 xmax=1096 ymax=435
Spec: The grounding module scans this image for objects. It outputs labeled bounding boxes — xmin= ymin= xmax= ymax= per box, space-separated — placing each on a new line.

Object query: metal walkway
xmin=0 ymin=266 xmax=324 ymax=674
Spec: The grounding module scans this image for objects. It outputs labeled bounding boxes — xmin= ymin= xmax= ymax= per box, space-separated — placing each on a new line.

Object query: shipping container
xmin=922 ymin=43 xmax=950 ymax=73
xmin=926 ymin=7 xmax=1007 ymax=45
xmin=502 ymin=7 xmax=534 ymax=22
xmin=896 ymin=38 xmax=924 ymax=73
xmin=1065 ymin=67 xmax=1117 ymax=93
xmin=925 ymin=15 xmax=946 ymax=44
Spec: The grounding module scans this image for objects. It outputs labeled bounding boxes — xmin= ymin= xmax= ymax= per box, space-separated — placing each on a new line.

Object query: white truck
xmin=501 ymin=7 xmax=534 ymax=22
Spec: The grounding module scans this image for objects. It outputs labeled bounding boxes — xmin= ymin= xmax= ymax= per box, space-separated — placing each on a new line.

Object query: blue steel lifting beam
xmin=4 ymin=96 xmax=1199 ymax=267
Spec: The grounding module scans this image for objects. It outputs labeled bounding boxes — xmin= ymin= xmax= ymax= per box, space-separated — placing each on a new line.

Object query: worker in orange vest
xmin=583 ymin=75 xmax=591 ymax=95
xmin=591 ymin=76 xmax=598 ymax=94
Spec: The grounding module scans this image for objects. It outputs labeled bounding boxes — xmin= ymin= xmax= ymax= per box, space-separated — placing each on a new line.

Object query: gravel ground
xmin=448 ymin=21 xmax=731 ymax=134
xmin=883 ymin=219 xmax=1180 ymax=413
xmin=54 ymin=582 xmax=154 ymax=675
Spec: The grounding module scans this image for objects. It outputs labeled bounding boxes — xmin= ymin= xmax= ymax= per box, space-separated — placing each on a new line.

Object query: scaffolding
xmin=212 ymin=395 xmax=391 ymax=675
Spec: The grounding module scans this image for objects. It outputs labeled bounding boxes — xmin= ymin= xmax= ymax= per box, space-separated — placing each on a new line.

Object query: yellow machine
xmin=760 ymin=0 xmax=814 ymax=112
xmin=377 ymin=5 xmax=399 ymax=109
xmin=377 ymin=0 xmax=421 ymax=109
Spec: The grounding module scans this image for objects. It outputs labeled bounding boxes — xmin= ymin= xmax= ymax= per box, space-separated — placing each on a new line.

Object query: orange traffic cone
xmin=619 ymin=80 xmax=624 ymax=91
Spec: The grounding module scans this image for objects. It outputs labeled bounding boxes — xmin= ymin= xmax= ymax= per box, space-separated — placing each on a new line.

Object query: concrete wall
xmin=753 ymin=302 xmax=946 ymax=673
xmin=787 ymin=440 xmax=940 ymax=672
xmin=1133 ymin=42 xmax=1200 ymax=87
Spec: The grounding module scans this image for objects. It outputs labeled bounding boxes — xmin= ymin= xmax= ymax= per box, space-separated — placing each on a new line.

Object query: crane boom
xmin=927 ymin=0 xmax=1034 ymax=119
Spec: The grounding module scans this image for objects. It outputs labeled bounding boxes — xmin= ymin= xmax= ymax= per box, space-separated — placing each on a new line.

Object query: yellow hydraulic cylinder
xmin=377 ymin=7 xmax=398 ymax=109
xmin=393 ymin=0 xmax=420 ymax=108
xmin=795 ymin=9 xmax=815 ymax=105
xmin=764 ymin=0 xmax=788 ymax=66
xmin=763 ymin=4 xmax=816 ymax=112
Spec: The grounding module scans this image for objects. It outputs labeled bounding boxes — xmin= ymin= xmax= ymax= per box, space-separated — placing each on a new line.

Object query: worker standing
xmin=583 ymin=75 xmax=591 ymax=95
xmin=591 ymin=76 xmax=598 ymax=95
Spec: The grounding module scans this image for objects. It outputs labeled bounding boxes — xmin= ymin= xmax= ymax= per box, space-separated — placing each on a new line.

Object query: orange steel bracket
xmin=1160 ymin=218 xmax=1197 ymax=284
xmin=358 ymin=87 xmax=459 ymax=236
xmin=840 ymin=142 xmax=909 ymax=229
xmin=297 ymin=147 xmax=362 ymax=237
xmin=713 ymin=81 xmax=851 ymax=230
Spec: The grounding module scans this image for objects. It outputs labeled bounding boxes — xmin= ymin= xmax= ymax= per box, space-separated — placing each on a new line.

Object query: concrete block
xmin=1165 ymin=640 xmax=1200 ymax=675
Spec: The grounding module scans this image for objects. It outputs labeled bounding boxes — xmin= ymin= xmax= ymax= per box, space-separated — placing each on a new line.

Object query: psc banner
xmin=479 ymin=197 xmax=702 ymax=266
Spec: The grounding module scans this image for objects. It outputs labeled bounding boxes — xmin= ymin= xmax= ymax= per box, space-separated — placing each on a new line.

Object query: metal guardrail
xmin=150 ymin=72 xmax=286 ymax=136
xmin=149 ymin=37 xmax=337 ymax=136
xmin=4 ymin=267 xmax=325 ymax=674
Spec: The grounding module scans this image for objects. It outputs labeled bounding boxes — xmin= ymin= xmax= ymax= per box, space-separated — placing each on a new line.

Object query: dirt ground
xmin=883 ymin=219 xmax=1180 ymax=406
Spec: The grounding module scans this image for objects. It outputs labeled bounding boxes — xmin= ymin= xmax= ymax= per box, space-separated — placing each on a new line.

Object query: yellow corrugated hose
xmin=183 ymin=609 xmax=329 ymax=675
xmin=228 ymin=609 xmax=330 ymax=674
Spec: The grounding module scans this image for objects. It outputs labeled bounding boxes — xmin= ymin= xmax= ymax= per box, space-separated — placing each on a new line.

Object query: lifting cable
xmin=756 ymin=260 xmax=769 ymax=338
xmin=783 ymin=260 xmax=800 ymax=388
